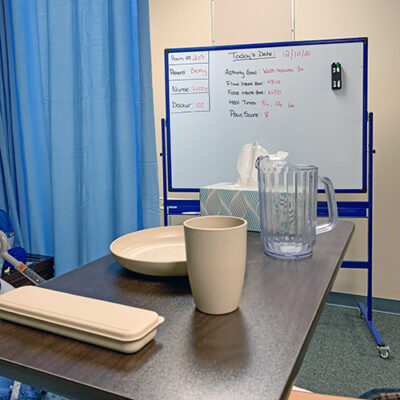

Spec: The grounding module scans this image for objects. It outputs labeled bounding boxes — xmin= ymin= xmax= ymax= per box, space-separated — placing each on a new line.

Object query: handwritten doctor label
xmin=169 ymin=51 xmax=210 ymax=113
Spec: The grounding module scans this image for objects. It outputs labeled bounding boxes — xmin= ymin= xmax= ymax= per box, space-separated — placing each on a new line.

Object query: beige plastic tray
xmin=0 ymin=286 xmax=164 ymax=353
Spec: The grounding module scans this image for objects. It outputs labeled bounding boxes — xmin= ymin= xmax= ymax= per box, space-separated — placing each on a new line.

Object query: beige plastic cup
xmin=183 ymin=216 xmax=248 ymax=315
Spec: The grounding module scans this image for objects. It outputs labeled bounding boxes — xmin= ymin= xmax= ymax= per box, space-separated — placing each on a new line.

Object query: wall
xmin=149 ymin=0 xmax=400 ymax=300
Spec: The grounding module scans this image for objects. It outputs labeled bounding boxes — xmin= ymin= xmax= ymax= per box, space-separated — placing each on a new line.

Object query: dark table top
xmin=0 ymin=221 xmax=354 ymax=400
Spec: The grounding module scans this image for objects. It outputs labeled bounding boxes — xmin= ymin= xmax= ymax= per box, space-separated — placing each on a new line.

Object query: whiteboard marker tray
xmin=110 ymin=226 xmax=187 ymax=277
xmin=0 ymin=287 xmax=164 ymax=353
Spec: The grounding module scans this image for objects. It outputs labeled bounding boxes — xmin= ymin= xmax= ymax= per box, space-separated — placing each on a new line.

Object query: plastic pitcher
xmin=255 ymin=156 xmax=338 ymax=259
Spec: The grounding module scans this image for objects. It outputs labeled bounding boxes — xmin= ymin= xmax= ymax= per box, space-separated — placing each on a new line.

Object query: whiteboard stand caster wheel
xmin=378 ymin=345 xmax=390 ymax=359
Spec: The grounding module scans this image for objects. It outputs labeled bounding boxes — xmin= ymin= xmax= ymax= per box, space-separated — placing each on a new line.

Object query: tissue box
xmin=200 ymin=183 xmax=260 ymax=232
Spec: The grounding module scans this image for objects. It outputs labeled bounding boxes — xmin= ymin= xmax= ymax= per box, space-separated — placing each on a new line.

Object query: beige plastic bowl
xmin=110 ymin=226 xmax=187 ymax=276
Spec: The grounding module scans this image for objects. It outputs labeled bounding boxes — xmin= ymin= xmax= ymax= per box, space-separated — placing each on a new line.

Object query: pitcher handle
xmin=316 ymin=176 xmax=338 ymax=235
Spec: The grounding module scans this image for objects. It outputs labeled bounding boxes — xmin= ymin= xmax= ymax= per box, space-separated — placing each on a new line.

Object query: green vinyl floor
xmin=295 ymin=304 xmax=400 ymax=398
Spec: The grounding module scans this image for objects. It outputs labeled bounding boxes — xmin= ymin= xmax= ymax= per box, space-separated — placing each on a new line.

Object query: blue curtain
xmin=0 ymin=0 xmax=160 ymax=275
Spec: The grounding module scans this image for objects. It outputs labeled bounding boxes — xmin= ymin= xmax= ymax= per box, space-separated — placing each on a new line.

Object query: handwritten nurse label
xmin=169 ymin=51 xmax=210 ymax=113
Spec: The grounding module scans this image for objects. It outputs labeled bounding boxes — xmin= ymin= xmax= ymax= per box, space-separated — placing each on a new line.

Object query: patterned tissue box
xmin=200 ymin=183 xmax=260 ymax=232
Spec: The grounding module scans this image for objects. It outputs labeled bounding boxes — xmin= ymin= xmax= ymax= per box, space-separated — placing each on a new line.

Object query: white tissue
xmin=235 ymin=142 xmax=288 ymax=187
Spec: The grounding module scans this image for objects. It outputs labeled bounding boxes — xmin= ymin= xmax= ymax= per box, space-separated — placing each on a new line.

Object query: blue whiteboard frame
xmin=164 ymin=37 xmax=368 ymax=193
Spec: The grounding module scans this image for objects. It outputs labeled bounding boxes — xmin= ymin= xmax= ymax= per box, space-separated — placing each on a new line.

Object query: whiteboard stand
xmin=161 ymin=118 xmax=168 ymax=226
xmin=325 ymin=113 xmax=389 ymax=358
xmin=355 ymin=113 xmax=390 ymax=359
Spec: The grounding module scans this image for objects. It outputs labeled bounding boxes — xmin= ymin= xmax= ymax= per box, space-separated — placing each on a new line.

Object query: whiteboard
xmin=165 ymin=38 xmax=367 ymax=192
